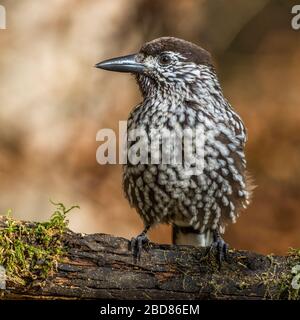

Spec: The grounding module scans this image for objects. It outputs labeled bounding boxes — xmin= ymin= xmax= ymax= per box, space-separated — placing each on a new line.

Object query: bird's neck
xmin=138 ymin=69 xmax=227 ymax=116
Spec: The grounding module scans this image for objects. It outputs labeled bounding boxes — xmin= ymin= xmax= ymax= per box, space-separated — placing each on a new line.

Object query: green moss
xmin=277 ymin=248 xmax=300 ymax=300
xmin=0 ymin=202 xmax=79 ymax=286
xmin=259 ymin=249 xmax=300 ymax=300
xmin=197 ymin=249 xmax=300 ymax=300
xmin=208 ymin=277 xmax=223 ymax=297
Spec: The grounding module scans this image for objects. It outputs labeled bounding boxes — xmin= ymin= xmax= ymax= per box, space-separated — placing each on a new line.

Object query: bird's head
xmin=96 ymin=37 xmax=217 ymax=100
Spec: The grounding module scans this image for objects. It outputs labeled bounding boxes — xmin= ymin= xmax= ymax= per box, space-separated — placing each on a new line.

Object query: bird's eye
xmin=158 ymin=54 xmax=172 ymax=66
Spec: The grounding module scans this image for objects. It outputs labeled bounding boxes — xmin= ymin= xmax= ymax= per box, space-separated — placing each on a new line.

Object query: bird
xmin=95 ymin=37 xmax=254 ymax=264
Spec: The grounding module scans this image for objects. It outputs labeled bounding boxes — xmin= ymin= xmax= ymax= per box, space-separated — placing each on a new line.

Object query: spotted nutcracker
xmin=95 ymin=37 xmax=253 ymax=264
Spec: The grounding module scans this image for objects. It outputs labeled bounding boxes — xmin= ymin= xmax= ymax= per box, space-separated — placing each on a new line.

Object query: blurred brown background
xmin=0 ymin=0 xmax=299 ymax=255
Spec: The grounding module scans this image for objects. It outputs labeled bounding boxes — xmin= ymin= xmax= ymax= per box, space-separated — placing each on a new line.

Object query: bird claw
xmin=206 ymin=233 xmax=229 ymax=270
xmin=129 ymin=233 xmax=149 ymax=261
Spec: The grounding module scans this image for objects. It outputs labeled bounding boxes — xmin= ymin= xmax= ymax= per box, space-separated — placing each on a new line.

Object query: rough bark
xmin=0 ymin=223 xmax=299 ymax=300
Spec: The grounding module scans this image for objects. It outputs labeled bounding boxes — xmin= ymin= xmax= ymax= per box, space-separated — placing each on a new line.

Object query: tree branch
xmin=0 ymin=218 xmax=299 ymax=300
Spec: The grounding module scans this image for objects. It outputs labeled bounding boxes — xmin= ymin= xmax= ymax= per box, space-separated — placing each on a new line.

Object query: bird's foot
xmin=207 ymin=231 xmax=229 ymax=270
xmin=129 ymin=232 xmax=149 ymax=261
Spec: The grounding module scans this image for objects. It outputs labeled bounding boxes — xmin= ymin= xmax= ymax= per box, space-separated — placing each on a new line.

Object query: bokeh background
xmin=0 ymin=0 xmax=299 ymax=255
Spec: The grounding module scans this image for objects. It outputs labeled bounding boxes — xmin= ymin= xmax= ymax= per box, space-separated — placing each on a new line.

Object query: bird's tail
xmin=172 ymin=225 xmax=214 ymax=247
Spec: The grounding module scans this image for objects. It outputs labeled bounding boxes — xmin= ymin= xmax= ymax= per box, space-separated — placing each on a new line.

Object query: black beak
xmin=95 ymin=54 xmax=145 ymax=74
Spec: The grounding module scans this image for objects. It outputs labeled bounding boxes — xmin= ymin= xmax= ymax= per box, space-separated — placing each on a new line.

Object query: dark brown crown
xmin=140 ymin=37 xmax=212 ymax=66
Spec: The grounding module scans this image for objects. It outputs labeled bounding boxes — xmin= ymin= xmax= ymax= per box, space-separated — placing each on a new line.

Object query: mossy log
xmin=0 ymin=215 xmax=299 ymax=300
